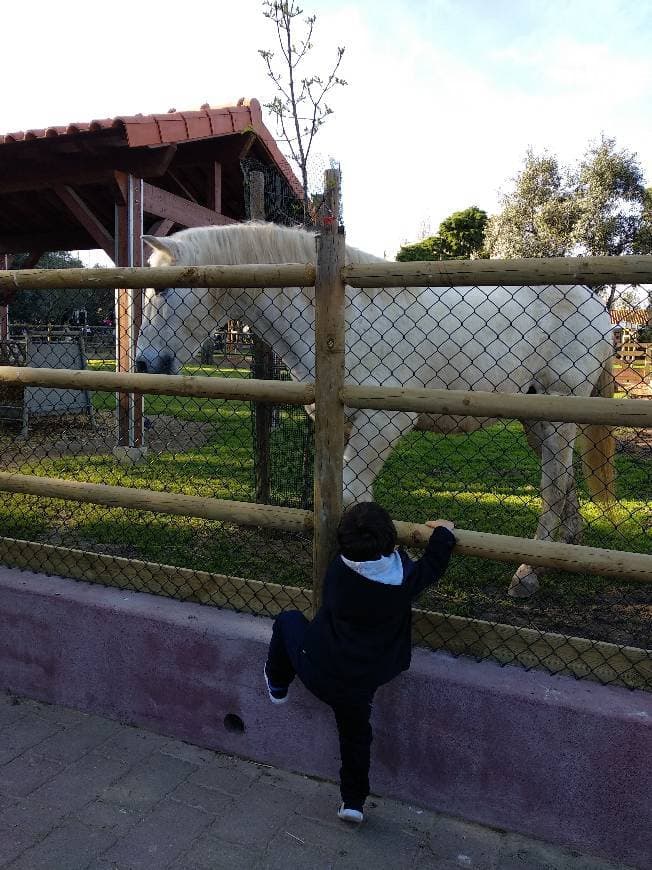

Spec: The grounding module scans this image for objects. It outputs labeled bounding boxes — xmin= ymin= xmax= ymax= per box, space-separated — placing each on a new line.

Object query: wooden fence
xmin=0 ymin=178 xmax=651 ymax=687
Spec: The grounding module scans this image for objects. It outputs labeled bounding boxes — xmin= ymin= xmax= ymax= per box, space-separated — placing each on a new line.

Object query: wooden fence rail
xmin=343 ymin=255 xmax=652 ymax=288
xmin=0 ymin=263 xmax=316 ymax=291
xmin=1 ymin=365 xmax=651 ymax=427
xmin=0 ymin=472 xmax=650 ymax=582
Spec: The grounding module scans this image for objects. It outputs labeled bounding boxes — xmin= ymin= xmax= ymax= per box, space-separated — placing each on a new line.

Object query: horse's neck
xmin=216 ymin=287 xmax=316 ymax=381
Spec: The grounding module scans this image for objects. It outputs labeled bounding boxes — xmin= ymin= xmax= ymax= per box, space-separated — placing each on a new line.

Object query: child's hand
xmin=425 ymin=519 xmax=455 ymax=531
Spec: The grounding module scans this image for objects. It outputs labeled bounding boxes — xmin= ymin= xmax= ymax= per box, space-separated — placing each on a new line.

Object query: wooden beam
xmin=0 ymin=473 xmax=314 ymax=534
xmin=312 ymin=169 xmax=346 ymax=613
xmin=239 ymin=132 xmax=257 ymax=161
xmin=208 ymin=162 xmax=222 ymax=212
xmin=54 ymin=186 xmax=114 ymax=258
xmin=143 ymin=182 xmax=237 ymax=227
xmin=0 ymin=263 xmax=317 ymax=290
xmin=0 ymin=145 xmax=177 ymax=195
xmin=341 ymin=384 xmax=652 ymax=428
xmin=0 ymin=366 xmax=316 ymax=405
xmin=344 ymin=255 xmax=652 ymax=288
xmin=146 ymin=218 xmax=175 ymax=237
xmin=167 ymin=171 xmax=199 ymax=203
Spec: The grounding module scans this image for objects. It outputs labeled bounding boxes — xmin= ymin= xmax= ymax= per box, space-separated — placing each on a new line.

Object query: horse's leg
xmin=557 ymin=471 xmax=583 ymax=545
xmin=342 ymin=409 xmax=418 ymax=504
xmin=523 ymin=419 xmax=582 ymax=545
xmin=508 ymin=420 xmax=577 ymax=598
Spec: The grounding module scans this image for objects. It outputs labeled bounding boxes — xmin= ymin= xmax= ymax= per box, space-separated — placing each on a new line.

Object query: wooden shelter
xmin=0 ymin=97 xmax=303 ymax=447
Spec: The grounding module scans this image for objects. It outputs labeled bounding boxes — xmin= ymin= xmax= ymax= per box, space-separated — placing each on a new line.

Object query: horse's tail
xmin=578 ymin=356 xmax=616 ymax=504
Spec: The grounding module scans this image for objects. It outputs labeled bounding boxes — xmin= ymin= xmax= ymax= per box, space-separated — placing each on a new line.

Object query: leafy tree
xmin=259 ymin=1 xmax=347 ymax=222
xmin=486 ymin=138 xmax=652 ymax=311
xmin=396 ymin=206 xmax=488 ymax=262
xmin=9 ymin=252 xmax=112 ymax=326
xmin=484 ymin=151 xmax=577 ymax=258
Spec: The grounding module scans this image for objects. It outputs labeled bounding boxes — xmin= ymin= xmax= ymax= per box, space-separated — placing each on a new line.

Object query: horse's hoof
xmin=508 ymin=567 xmax=540 ymax=598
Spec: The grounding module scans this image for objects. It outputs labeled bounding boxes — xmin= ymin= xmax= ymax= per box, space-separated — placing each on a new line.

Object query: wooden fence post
xmin=312 ymin=168 xmax=346 ymax=613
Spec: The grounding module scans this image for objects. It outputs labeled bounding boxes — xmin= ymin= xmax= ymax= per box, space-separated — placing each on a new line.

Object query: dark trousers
xmin=266 ymin=610 xmax=373 ymax=808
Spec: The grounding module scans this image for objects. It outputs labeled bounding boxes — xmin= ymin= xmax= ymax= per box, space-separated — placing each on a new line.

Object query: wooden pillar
xmin=250 ymin=170 xmax=274 ymax=504
xmin=0 ymin=255 xmax=9 ymax=341
xmin=312 ymin=169 xmax=345 ymax=613
xmin=114 ymin=172 xmax=144 ymax=450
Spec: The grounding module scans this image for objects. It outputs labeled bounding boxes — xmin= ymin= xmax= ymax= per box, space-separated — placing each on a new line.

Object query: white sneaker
xmin=263 ymin=665 xmax=288 ymax=705
xmin=337 ymin=803 xmax=364 ymax=824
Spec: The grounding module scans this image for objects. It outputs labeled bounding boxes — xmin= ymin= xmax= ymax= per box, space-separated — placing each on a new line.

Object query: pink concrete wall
xmin=1 ymin=565 xmax=650 ymax=867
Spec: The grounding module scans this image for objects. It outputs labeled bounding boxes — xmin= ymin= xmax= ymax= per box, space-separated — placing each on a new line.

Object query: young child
xmin=264 ymin=501 xmax=456 ymax=823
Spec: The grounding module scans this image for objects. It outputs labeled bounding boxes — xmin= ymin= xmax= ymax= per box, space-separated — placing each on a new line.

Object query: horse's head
xmin=135 ymin=235 xmax=220 ymax=375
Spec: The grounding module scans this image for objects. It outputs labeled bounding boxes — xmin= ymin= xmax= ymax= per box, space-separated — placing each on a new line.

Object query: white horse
xmin=135 ymin=222 xmax=615 ymax=598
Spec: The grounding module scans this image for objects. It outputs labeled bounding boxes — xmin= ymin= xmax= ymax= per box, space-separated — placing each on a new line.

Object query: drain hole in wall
xmin=224 ymin=713 xmax=245 ymax=733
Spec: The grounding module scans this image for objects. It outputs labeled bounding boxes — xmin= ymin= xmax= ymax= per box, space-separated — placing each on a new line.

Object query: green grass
xmin=0 ymin=364 xmax=649 ymax=638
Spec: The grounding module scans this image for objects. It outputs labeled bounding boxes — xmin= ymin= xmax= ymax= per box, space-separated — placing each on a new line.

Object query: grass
xmin=0 ymin=361 xmax=650 ymax=640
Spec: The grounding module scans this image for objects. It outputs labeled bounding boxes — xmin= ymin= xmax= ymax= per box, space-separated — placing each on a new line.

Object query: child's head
xmin=337 ymin=502 xmax=397 ymax=561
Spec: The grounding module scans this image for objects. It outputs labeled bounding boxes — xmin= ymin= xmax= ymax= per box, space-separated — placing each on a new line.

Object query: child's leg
xmin=332 ymin=698 xmax=373 ymax=809
xmin=265 ymin=610 xmax=309 ymax=689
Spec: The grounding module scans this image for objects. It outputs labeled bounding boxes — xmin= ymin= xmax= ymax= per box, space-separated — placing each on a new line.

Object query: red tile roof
xmin=610 ymin=308 xmax=649 ymax=326
xmin=0 ymin=98 xmax=303 ymax=200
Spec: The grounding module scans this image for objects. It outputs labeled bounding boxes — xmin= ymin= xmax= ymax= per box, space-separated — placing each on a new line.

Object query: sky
xmin=3 ymin=0 xmax=652 ymax=261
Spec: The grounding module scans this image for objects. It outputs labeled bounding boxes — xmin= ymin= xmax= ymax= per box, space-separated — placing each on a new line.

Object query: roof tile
xmin=0 ymin=97 xmax=303 ymax=199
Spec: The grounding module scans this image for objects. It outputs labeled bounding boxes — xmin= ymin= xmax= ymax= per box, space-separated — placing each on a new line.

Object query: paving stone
xmin=159 ymin=739 xmax=218 ymax=766
xmin=0 ymin=751 xmax=64 ymax=798
xmin=0 ymin=800 xmax=73 ymax=865
xmin=497 ymin=834 xmax=631 ymax=870
xmin=6 ymin=817 xmax=120 ymax=870
xmin=331 ymin=816 xmax=425 ymax=869
xmin=427 ymin=814 xmax=502 ymax=869
xmin=0 ymin=698 xmax=29 ymax=729
xmin=101 ymin=752 xmax=196 ymax=809
xmin=256 ymin=828 xmax=339 ymax=870
xmin=72 ymin=798 xmax=143 ymax=831
xmin=0 ymin=712 xmax=63 ymax=764
xmin=33 ymin=716 xmax=120 ymax=762
xmin=30 ymin=701 xmax=93 ymax=728
xmin=186 ymin=756 xmax=262 ymax=797
xmin=258 ymin=765 xmax=323 ymax=797
xmin=28 ymin=751 xmax=129 ymax=811
xmin=95 ymin=725 xmax=172 ymax=762
xmin=96 ymin=798 xmax=212 ymax=870
xmin=168 ymin=780 xmax=233 ymax=816
xmin=171 ymin=836 xmax=265 ymax=870
xmin=204 ymin=782 xmax=298 ymax=847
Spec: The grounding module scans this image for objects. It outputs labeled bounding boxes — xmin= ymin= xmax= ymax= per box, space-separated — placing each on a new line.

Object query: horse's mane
xmin=166 ymin=222 xmax=384 ymax=267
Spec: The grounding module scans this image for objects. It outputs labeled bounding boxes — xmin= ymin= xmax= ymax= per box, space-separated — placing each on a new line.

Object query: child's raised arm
xmin=405 ymin=519 xmax=456 ymax=598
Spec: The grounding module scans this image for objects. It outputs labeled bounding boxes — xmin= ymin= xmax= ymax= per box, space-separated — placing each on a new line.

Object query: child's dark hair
xmin=337 ymin=502 xmax=397 ymax=561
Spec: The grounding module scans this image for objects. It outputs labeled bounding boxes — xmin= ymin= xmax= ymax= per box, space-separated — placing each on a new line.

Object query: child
xmin=264 ymin=502 xmax=456 ymax=823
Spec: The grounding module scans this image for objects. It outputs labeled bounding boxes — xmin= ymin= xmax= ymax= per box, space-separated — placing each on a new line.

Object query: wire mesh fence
xmin=0 ymin=238 xmax=650 ymax=692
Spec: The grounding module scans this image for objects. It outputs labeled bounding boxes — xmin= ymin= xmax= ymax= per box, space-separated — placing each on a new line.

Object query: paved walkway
xmin=0 ymin=692 xmax=633 ymax=870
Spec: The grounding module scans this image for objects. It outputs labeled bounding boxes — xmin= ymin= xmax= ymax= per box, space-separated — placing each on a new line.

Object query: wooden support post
xmin=312 ymin=168 xmax=345 ymax=613
xmin=114 ymin=172 xmax=144 ymax=452
xmin=248 ymin=170 xmax=274 ymax=505
xmin=0 ymin=255 xmax=9 ymax=341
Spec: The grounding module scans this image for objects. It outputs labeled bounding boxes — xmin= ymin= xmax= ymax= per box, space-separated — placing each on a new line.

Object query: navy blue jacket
xmin=301 ymin=526 xmax=455 ymax=704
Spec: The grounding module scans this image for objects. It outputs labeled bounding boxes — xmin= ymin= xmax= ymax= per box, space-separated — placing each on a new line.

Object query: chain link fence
xmin=0 ymin=233 xmax=650 ymax=692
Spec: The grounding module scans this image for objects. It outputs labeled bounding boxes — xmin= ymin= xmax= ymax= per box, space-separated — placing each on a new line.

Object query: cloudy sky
xmin=4 ymin=0 xmax=652 ymax=260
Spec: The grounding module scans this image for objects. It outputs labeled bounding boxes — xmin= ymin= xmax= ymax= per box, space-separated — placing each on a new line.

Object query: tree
xmin=396 ymin=206 xmax=488 ymax=261
xmin=259 ymin=1 xmax=347 ymax=222
xmin=484 ymin=150 xmax=577 ymax=258
xmin=486 ymin=138 xmax=652 ymax=311
xmin=9 ymin=252 xmax=112 ymax=325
